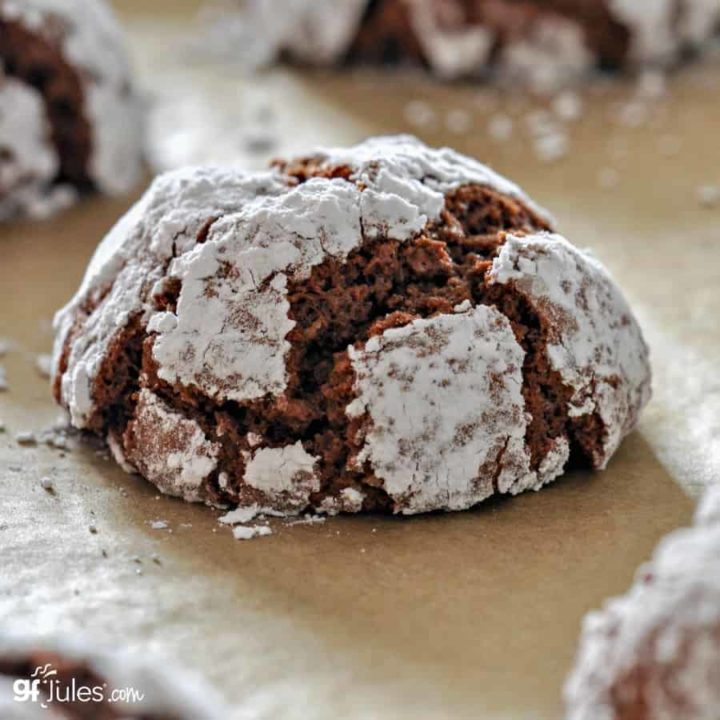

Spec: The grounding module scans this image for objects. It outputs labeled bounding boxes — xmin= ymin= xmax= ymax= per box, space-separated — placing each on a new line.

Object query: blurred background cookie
xmin=565 ymin=486 xmax=720 ymax=720
xmin=0 ymin=633 xmax=228 ymax=719
xmin=0 ymin=0 xmax=145 ymax=221
xmin=200 ymin=0 xmax=720 ymax=91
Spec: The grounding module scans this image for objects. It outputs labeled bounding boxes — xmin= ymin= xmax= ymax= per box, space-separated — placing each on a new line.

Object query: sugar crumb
xmin=233 ymin=524 xmax=273 ymax=541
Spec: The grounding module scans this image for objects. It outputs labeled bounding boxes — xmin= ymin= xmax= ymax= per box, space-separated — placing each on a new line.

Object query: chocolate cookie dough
xmin=220 ymin=0 xmax=720 ymax=85
xmin=0 ymin=0 xmax=144 ymax=221
xmin=564 ymin=487 xmax=720 ymax=720
xmin=52 ymin=135 xmax=651 ymax=517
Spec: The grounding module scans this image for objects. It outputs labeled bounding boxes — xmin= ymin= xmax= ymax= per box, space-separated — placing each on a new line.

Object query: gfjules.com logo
xmin=13 ymin=663 xmax=145 ymax=709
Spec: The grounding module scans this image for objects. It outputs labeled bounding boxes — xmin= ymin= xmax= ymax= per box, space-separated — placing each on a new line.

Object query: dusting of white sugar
xmin=489 ymin=232 xmax=651 ymax=467
xmin=565 ymin=514 xmax=720 ymax=720
xmin=346 ymin=303 xmax=561 ymax=514
xmin=123 ymin=390 xmax=219 ymax=503
xmin=1 ymin=0 xmax=144 ymax=196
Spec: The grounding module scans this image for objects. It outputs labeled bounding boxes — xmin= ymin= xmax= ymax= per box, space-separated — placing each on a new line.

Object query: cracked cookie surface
xmin=53 ymin=135 xmax=651 ymax=516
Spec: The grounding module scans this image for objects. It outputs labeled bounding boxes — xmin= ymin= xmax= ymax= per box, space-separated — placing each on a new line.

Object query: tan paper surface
xmin=1 ymin=5 xmax=718 ymax=718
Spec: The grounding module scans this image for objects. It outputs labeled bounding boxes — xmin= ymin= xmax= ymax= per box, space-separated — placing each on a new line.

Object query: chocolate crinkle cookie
xmin=205 ymin=0 xmax=720 ymax=86
xmin=0 ymin=634 xmax=228 ymax=720
xmin=564 ymin=486 xmax=720 ymax=720
xmin=0 ymin=0 xmax=144 ymax=222
xmin=52 ymin=135 xmax=651 ymax=517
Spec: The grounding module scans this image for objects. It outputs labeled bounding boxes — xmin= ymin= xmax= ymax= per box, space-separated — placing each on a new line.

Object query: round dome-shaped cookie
xmin=215 ymin=0 xmax=720 ymax=84
xmin=0 ymin=0 xmax=144 ymax=220
xmin=52 ymin=135 xmax=650 ymax=516
xmin=564 ymin=493 xmax=720 ymax=720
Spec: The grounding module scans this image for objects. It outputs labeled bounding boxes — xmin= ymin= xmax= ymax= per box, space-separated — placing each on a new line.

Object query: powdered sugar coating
xmin=610 ymin=0 xmax=720 ymax=64
xmin=306 ymin=135 xmax=552 ymax=225
xmin=243 ymin=442 xmax=320 ymax=512
xmin=318 ymin=487 xmax=367 ymax=515
xmin=234 ymin=0 xmax=367 ymax=66
xmin=0 ymin=76 xmax=61 ymax=221
xmin=53 ymin=135 xmax=648 ymax=518
xmin=147 ymin=179 xmax=363 ymax=403
xmin=53 ymin=167 xmax=287 ymax=428
xmin=406 ymin=0 xmax=494 ymax=78
xmin=564 ymin=520 xmax=720 ymax=720
xmin=347 ymin=303 xmax=567 ymax=514
xmin=54 ymin=136 xmax=548 ymax=428
xmin=122 ymin=389 xmax=220 ymax=503
xmin=695 ymin=485 xmax=720 ymax=526
xmin=1 ymin=0 xmax=143 ymax=197
xmin=497 ymin=15 xmax=594 ymax=93
xmin=680 ymin=0 xmax=720 ymax=46
xmin=208 ymin=0 xmax=720 ymax=82
xmin=489 ymin=232 xmax=651 ymax=468
xmin=609 ymin=0 xmax=678 ymax=64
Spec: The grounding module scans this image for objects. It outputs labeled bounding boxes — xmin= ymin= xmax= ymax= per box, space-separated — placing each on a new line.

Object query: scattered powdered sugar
xmin=489 ymin=232 xmax=651 ymax=468
xmin=533 ymin=131 xmax=569 ymax=164
xmin=487 ymin=113 xmax=514 ymax=143
xmin=564 ymin=519 xmax=720 ymax=720
xmin=218 ymin=505 xmax=284 ymax=526
xmin=232 ymin=524 xmax=272 ymax=541
xmin=286 ymin=514 xmax=326 ymax=527
xmin=35 ymin=353 xmax=52 ymax=379
xmin=122 ymin=390 xmax=220 ymax=503
xmin=1 ymin=0 xmax=144 ymax=196
xmin=444 ymin=108 xmax=472 ymax=135
xmin=635 ymin=69 xmax=667 ymax=100
xmin=149 ymin=520 xmax=169 ymax=530
xmin=697 ymin=184 xmax=720 ymax=209
xmin=218 ymin=505 xmax=325 ymax=541
xmin=346 ymin=303 xmax=562 ymax=514
xmin=403 ymin=100 xmax=437 ymax=130
xmin=218 ymin=506 xmax=265 ymax=526
xmin=217 ymin=506 xmax=277 ymax=542
xmin=552 ymin=91 xmax=583 ymax=123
